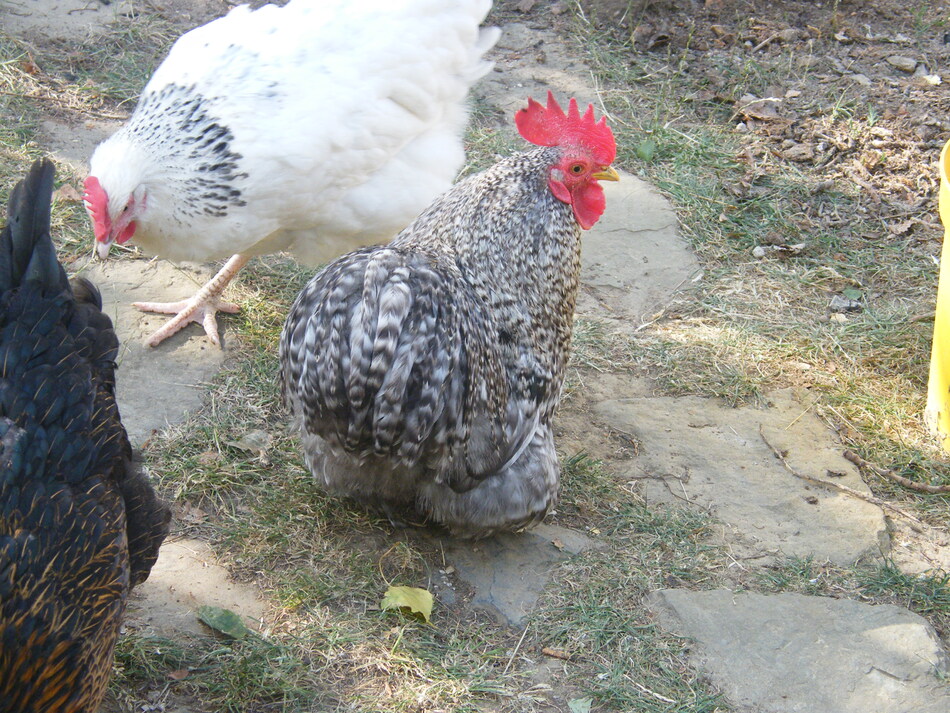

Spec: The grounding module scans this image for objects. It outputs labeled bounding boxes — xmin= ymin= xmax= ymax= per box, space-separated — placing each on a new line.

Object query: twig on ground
xmin=758 ymin=427 xmax=925 ymax=532
xmin=843 ymin=450 xmax=950 ymax=495
xmin=540 ymin=647 xmax=574 ymax=661
xmin=628 ymin=678 xmax=677 ymax=705
xmin=504 ymin=622 xmax=531 ymax=675
xmin=751 ymin=34 xmax=779 ymax=52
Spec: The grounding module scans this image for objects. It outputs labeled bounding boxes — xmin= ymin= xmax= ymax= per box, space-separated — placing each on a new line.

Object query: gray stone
xmin=77 ymin=259 xmax=234 ymax=447
xmin=646 ymin=589 xmax=950 ymax=713
xmin=594 ymin=388 xmax=888 ymax=565
xmin=477 ymin=25 xmax=600 ymax=118
xmin=578 ymin=171 xmax=699 ymax=324
xmin=41 ymin=117 xmax=121 ymax=174
xmin=887 ymin=56 xmax=919 ymax=73
xmin=495 ymin=23 xmax=538 ymax=53
xmin=0 ymin=0 xmax=133 ymax=39
xmin=129 ymin=538 xmax=264 ymax=638
xmin=0 ymin=0 xmax=227 ymax=40
xmin=434 ymin=523 xmax=594 ymax=626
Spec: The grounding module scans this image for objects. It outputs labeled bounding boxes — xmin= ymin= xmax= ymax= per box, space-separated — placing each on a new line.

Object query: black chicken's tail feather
xmin=0 ymin=158 xmax=69 ymax=296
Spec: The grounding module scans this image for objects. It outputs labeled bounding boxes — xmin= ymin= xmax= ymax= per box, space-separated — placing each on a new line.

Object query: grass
xmin=2 ymin=0 xmax=950 ymax=711
xmin=530 ymin=488 xmax=728 ymax=712
xmin=754 ymin=557 xmax=950 ymax=639
xmin=565 ymin=5 xmax=950 ymax=504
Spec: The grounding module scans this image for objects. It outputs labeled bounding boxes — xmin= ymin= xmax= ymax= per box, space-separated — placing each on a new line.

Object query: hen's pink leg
xmin=133 ymin=253 xmax=250 ymax=348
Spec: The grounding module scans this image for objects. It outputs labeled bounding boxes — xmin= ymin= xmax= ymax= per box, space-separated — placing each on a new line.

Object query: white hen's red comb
xmin=83 ymin=176 xmax=109 ymax=243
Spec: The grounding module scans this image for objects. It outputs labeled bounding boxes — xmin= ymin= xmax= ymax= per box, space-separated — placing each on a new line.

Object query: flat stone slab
xmin=425 ymin=523 xmax=594 ymax=626
xmin=595 ymin=388 xmax=888 ymax=565
xmin=478 ymin=22 xmax=599 ymax=118
xmin=579 ymin=171 xmax=699 ymax=324
xmin=41 ymin=117 xmax=121 ymax=175
xmin=75 ymin=259 xmax=234 ymax=447
xmin=0 ymin=0 xmax=132 ymax=39
xmin=129 ymin=538 xmax=264 ymax=638
xmin=646 ymin=588 xmax=950 ymax=713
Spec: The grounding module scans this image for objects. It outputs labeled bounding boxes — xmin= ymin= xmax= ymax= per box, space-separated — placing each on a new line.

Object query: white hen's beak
xmin=97 ymin=239 xmax=113 ymax=259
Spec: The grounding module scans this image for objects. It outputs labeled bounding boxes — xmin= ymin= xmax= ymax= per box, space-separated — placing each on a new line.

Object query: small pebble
xmin=886 ymin=55 xmax=918 ymax=73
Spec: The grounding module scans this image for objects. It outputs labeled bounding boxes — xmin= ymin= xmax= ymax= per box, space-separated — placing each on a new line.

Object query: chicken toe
xmin=134 ymin=253 xmax=249 ymax=347
xmin=134 ymin=294 xmax=241 ymax=347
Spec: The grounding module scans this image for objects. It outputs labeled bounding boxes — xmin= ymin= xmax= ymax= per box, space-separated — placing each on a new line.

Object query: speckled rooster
xmin=280 ymin=93 xmax=618 ymax=537
xmin=0 ymin=159 xmax=170 ymax=712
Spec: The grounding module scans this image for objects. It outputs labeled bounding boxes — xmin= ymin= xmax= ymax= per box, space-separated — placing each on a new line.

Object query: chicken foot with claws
xmin=133 ymin=253 xmax=249 ymax=347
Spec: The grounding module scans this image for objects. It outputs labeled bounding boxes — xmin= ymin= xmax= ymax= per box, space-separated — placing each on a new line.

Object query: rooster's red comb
xmin=515 ymin=91 xmax=615 ymax=166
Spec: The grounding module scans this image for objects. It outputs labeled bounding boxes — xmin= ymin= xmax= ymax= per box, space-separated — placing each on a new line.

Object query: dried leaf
xmin=568 ymin=698 xmax=593 ymax=713
xmin=168 ymin=669 xmax=190 ymax=681
xmin=177 ymin=501 xmax=208 ymax=524
xmin=830 ymin=295 xmax=862 ymax=313
xmin=552 ymin=538 xmax=565 ymax=550
xmin=736 ymin=94 xmax=783 ymax=121
xmin=782 ymin=143 xmax=814 ymax=162
xmin=889 ymin=219 xmax=914 ymax=236
xmin=752 ymin=243 xmax=807 ymax=259
xmin=197 ymin=605 xmax=253 ymax=639
xmin=225 ymin=429 xmax=273 ymax=464
xmin=19 ymin=58 xmax=40 ymax=75
xmin=197 ymin=450 xmax=222 ymax=466
xmin=381 ymin=585 xmax=433 ymax=623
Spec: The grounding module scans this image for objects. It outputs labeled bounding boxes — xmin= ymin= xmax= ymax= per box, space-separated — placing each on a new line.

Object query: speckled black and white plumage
xmin=87 ymin=0 xmax=499 ymax=264
xmin=0 ymin=160 xmax=170 ymax=712
xmin=280 ymin=146 xmax=583 ymax=537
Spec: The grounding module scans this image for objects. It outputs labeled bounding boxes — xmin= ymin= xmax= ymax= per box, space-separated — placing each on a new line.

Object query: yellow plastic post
xmin=925 ymin=140 xmax=950 ymax=452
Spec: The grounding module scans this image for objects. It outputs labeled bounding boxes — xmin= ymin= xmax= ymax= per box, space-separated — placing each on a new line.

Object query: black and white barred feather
xmin=280 ymin=147 xmax=580 ymax=537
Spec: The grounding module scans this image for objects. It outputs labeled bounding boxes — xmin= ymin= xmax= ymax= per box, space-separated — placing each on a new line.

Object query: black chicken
xmin=0 ymin=159 xmax=170 ymax=713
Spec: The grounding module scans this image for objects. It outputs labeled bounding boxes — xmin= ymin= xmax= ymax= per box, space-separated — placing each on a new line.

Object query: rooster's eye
xmin=570 ymin=164 xmax=584 ymax=174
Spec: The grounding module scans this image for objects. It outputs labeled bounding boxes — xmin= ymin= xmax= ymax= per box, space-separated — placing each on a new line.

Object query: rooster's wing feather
xmin=280 ymin=245 xmax=554 ymax=493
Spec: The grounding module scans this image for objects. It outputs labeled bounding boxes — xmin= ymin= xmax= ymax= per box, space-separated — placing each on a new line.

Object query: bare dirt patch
xmin=4 ymin=0 xmax=950 ymax=710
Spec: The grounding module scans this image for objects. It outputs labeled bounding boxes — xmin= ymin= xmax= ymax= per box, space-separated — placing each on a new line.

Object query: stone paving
xmin=7 ymin=6 xmax=950 ymax=711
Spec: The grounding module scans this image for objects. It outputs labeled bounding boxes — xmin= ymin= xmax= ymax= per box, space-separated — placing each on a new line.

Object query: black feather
xmin=0 ymin=159 xmax=170 ymax=712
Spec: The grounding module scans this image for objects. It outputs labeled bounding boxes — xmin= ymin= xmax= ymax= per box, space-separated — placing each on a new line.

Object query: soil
xmin=572 ymin=0 xmax=950 ymax=246
xmin=3 ymin=0 xmax=950 ymax=711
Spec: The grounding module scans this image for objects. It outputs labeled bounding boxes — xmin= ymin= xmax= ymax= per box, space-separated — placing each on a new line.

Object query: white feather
xmin=89 ymin=0 xmax=499 ymax=263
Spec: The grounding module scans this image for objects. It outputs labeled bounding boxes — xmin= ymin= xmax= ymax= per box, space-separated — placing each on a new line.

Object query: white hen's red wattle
xmin=84 ymin=0 xmax=498 ymax=346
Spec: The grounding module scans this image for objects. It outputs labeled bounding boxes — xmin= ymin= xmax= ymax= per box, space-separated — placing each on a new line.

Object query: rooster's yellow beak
xmin=592 ymin=166 xmax=620 ymax=182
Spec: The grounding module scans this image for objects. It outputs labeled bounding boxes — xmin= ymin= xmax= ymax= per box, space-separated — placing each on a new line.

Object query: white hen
xmin=85 ymin=0 xmax=499 ymax=346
